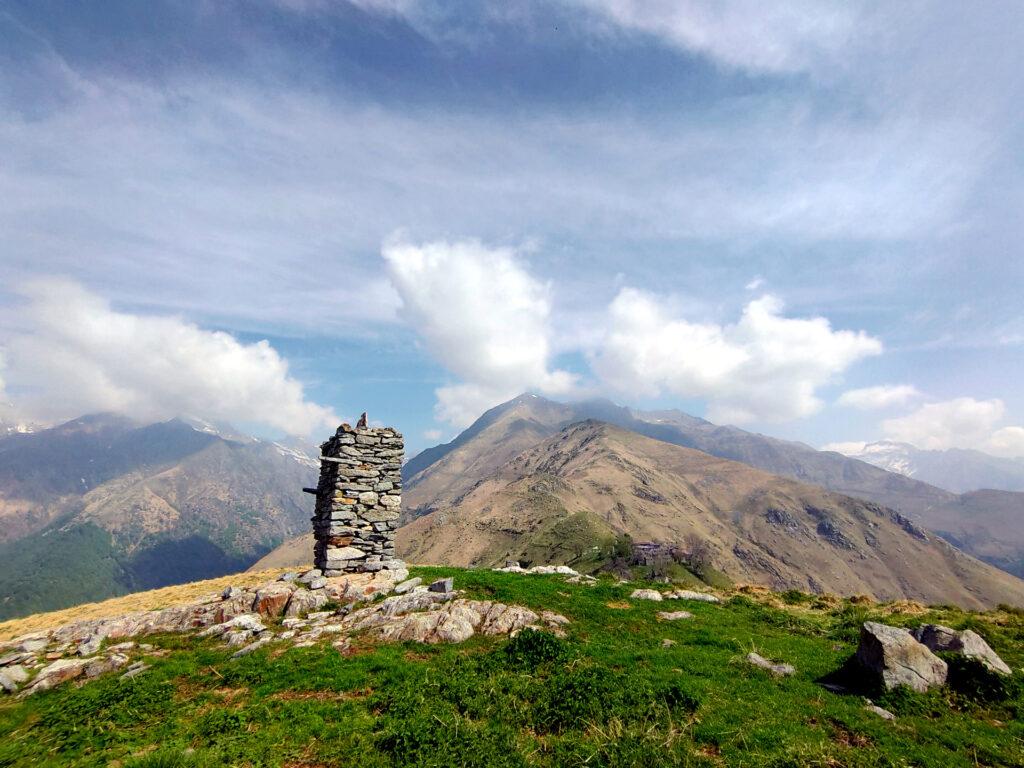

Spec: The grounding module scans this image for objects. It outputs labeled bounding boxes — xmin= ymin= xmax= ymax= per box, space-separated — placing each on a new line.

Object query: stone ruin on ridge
xmin=308 ymin=412 xmax=405 ymax=575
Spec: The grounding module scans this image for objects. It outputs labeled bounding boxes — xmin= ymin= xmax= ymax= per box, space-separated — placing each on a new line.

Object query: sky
xmin=1 ymin=0 xmax=1022 ymax=459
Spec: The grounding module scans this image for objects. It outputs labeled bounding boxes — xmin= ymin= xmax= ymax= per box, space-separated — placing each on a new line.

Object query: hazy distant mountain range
xmin=824 ymin=440 xmax=1024 ymax=494
xmin=0 ymin=414 xmax=317 ymax=619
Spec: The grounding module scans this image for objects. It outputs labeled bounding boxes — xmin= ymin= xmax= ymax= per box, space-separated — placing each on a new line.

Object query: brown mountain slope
xmin=0 ymin=416 xmax=318 ymax=620
xmin=402 ymin=395 xmax=1024 ymax=581
xmin=403 ymin=395 xmax=958 ymax=523
xmin=399 ymin=421 xmax=1024 ymax=609
xmin=923 ymin=490 xmax=1024 ymax=578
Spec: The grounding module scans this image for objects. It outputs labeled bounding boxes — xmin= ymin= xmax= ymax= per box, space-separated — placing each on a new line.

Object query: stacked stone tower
xmin=310 ymin=414 xmax=404 ymax=574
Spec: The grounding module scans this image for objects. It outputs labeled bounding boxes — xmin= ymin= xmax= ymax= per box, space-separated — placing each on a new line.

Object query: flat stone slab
xmin=630 ymin=589 xmax=663 ymax=601
xmin=657 ymin=611 xmax=693 ymax=621
xmin=746 ymin=652 xmax=795 ymax=677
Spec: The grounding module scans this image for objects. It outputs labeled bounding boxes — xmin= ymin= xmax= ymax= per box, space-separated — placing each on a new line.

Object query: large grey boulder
xmin=911 ymin=624 xmax=1012 ymax=675
xmin=857 ymin=622 xmax=948 ymax=692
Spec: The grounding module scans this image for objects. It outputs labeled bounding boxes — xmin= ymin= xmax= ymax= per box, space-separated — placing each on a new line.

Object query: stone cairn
xmin=308 ymin=413 xmax=404 ymax=575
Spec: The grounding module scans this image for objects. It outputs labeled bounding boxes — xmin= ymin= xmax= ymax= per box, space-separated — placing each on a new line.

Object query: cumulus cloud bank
xmin=2 ymin=280 xmax=338 ymax=436
xmin=838 ymin=384 xmax=921 ymax=410
xmin=592 ymin=289 xmax=881 ymax=424
xmin=383 ymin=239 xmax=576 ymax=427
xmin=881 ymin=397 xmax=1024 ymax=457
xmin=386 ymin=239 xmax=882 ymax=427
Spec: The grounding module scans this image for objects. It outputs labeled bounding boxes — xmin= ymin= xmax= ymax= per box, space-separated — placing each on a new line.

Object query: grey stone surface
xmin=429 ymin=577 xmax=454 ymax=593
xmin=630 ymin=589 xmax=663 ymax=601
xmin=657 ymin=610 xmax=693 ymax=621
xmin=746 ymin=652 xmax=795 ymax=676
xmin=312 ymin=422 xmax=404 ymax=574
xmin=857 ymin=622 xmax=948 ymax=692
xmin=395 ymin=577 xmax=422 ymax=594
xmin=911 ymin=624 xmax=1012 ymax=675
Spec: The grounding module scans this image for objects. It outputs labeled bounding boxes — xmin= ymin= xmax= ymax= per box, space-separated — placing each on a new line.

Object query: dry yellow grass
xmin=0 ymin=567 xmax=295 ymax=641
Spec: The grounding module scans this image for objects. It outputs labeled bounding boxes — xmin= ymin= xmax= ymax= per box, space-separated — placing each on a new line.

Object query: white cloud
xmin=572 ymin=0 xmax=859 ymax=73
xmin=881 ymin=397 xmax=1024 ymax=457
xmin=422 ymin=428 xmax=443 ymax=442
xmin=2 ymin=279 xmax=338 ymax=436
xmin=745 ymin=277 xmax=765 ymax=291
xmin=383 ymin=238 xmax=576 ymax=427
xmin=990 ymin=427 xmax=1024 ymax=457
xmin=837 ymin=384 xmax=921 ymax=410
xmin=591 ymin=290 xmax=881 ymax=423
xmin=820 ymin=441 xmax=868 ymax=455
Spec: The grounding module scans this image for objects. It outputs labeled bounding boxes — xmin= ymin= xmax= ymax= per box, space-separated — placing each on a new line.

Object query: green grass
xmin=2 ymin=567 xmax=1023 ymax=767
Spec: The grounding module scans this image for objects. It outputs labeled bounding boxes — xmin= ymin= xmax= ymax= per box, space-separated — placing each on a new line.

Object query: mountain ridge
xmin=399 ymin=420 xmax=1024 ymax=608
xmin=401 ymin=393 xmax=1024 ymax=579
xmin=0 ymin=414 xmax=318 ymax=619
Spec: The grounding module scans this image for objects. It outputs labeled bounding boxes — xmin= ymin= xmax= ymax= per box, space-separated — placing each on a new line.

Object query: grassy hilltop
xmin=2 ymin=567 xmax=1023 ymax=767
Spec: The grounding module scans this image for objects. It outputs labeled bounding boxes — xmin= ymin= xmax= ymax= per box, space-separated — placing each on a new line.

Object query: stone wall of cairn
xmin=312 ymin=422 xmax=403 ymax=574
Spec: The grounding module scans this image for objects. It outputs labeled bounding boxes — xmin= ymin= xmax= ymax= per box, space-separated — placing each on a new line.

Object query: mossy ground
xmin=1 ymin=567 xmax=1023 ymax=767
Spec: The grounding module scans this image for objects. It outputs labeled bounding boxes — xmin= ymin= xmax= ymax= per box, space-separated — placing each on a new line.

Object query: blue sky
xmin=1 ymin=1 xmax=1022 ymax=458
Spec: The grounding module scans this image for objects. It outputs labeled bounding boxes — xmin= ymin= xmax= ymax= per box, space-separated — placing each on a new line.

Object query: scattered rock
xmin=911 ymin=624 xmax=1011 ymax=675
xmin=493 ymin=564 xmax=581 ymax=577
xmin=224 ymin=631 xmax=252 ymax=647
xmin=668 ymin=590 xmax=720 ymax=603
xmin=661 ymin=639 xmax=676 ymax=648
xmin=278 ymin=572 xmax=299 ymax=583
xmin=395 ymin=577 xmax=423 ymax=594
xmin=857 ymin=622 xmax=947 ymax=692
xmin=18 ymin=638 xmax=48 ymax=653
xmin=308 ymin=577 xmax=327 ymax=590
xmin=630 ymin=589 xmax=663 ymax=601
xmin=252 ymin=583 xmax=295 ymax=618
xmin=222 ymin=586 xmax=244 ymax=600
xmin=0 ymin=665 xmax=29 ymax=693
xmin=231 ymin=638 xmax=273 ymax=659
xmin=26 ymin=658 xmax=90 ymax=693
xmin=85 ymin=654 xmax=129 ymax=678
xmin=284 ymin=589 xmax=330 ymax=618
xmin=298 ymin=568 xmax=323 ymax=585
xmin=657 ymin=610 xmax=693 ymax=621
xmin=121 ymin=662 xmax=150 ymax=680
xmin=342 ymin=595 xmax=568 ymax=645
xmin=746 ymin=652 xmax=795 ymax=677
xmin=429 ymin=577 xmax=454 ymax=593
xmin=0 ymin=651 xmax=34 ymax=667
xmin=77 ymin=635 xmax=103 ymax=656
xmin=865 ymin=703 xmax=896 ymax=720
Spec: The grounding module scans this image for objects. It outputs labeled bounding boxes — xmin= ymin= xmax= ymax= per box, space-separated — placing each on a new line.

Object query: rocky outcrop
xmin=856 ymin=622 xmax=948 ymax=692
xmin=341 ymin=590 xmax=568 ymax=644
xmin=911 ymin=624 xmax=1012 ymax=675
xmin=0 ymin=566 xmax=567 ymax=697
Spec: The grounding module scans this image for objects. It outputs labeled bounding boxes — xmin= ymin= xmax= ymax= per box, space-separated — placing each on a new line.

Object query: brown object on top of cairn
xmin=356 ymin=412 xmax=368 ymax=429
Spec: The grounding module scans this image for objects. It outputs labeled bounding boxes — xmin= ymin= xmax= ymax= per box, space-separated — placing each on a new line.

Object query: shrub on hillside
xmin=501 ymin=629 xmax=569 ymax=669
